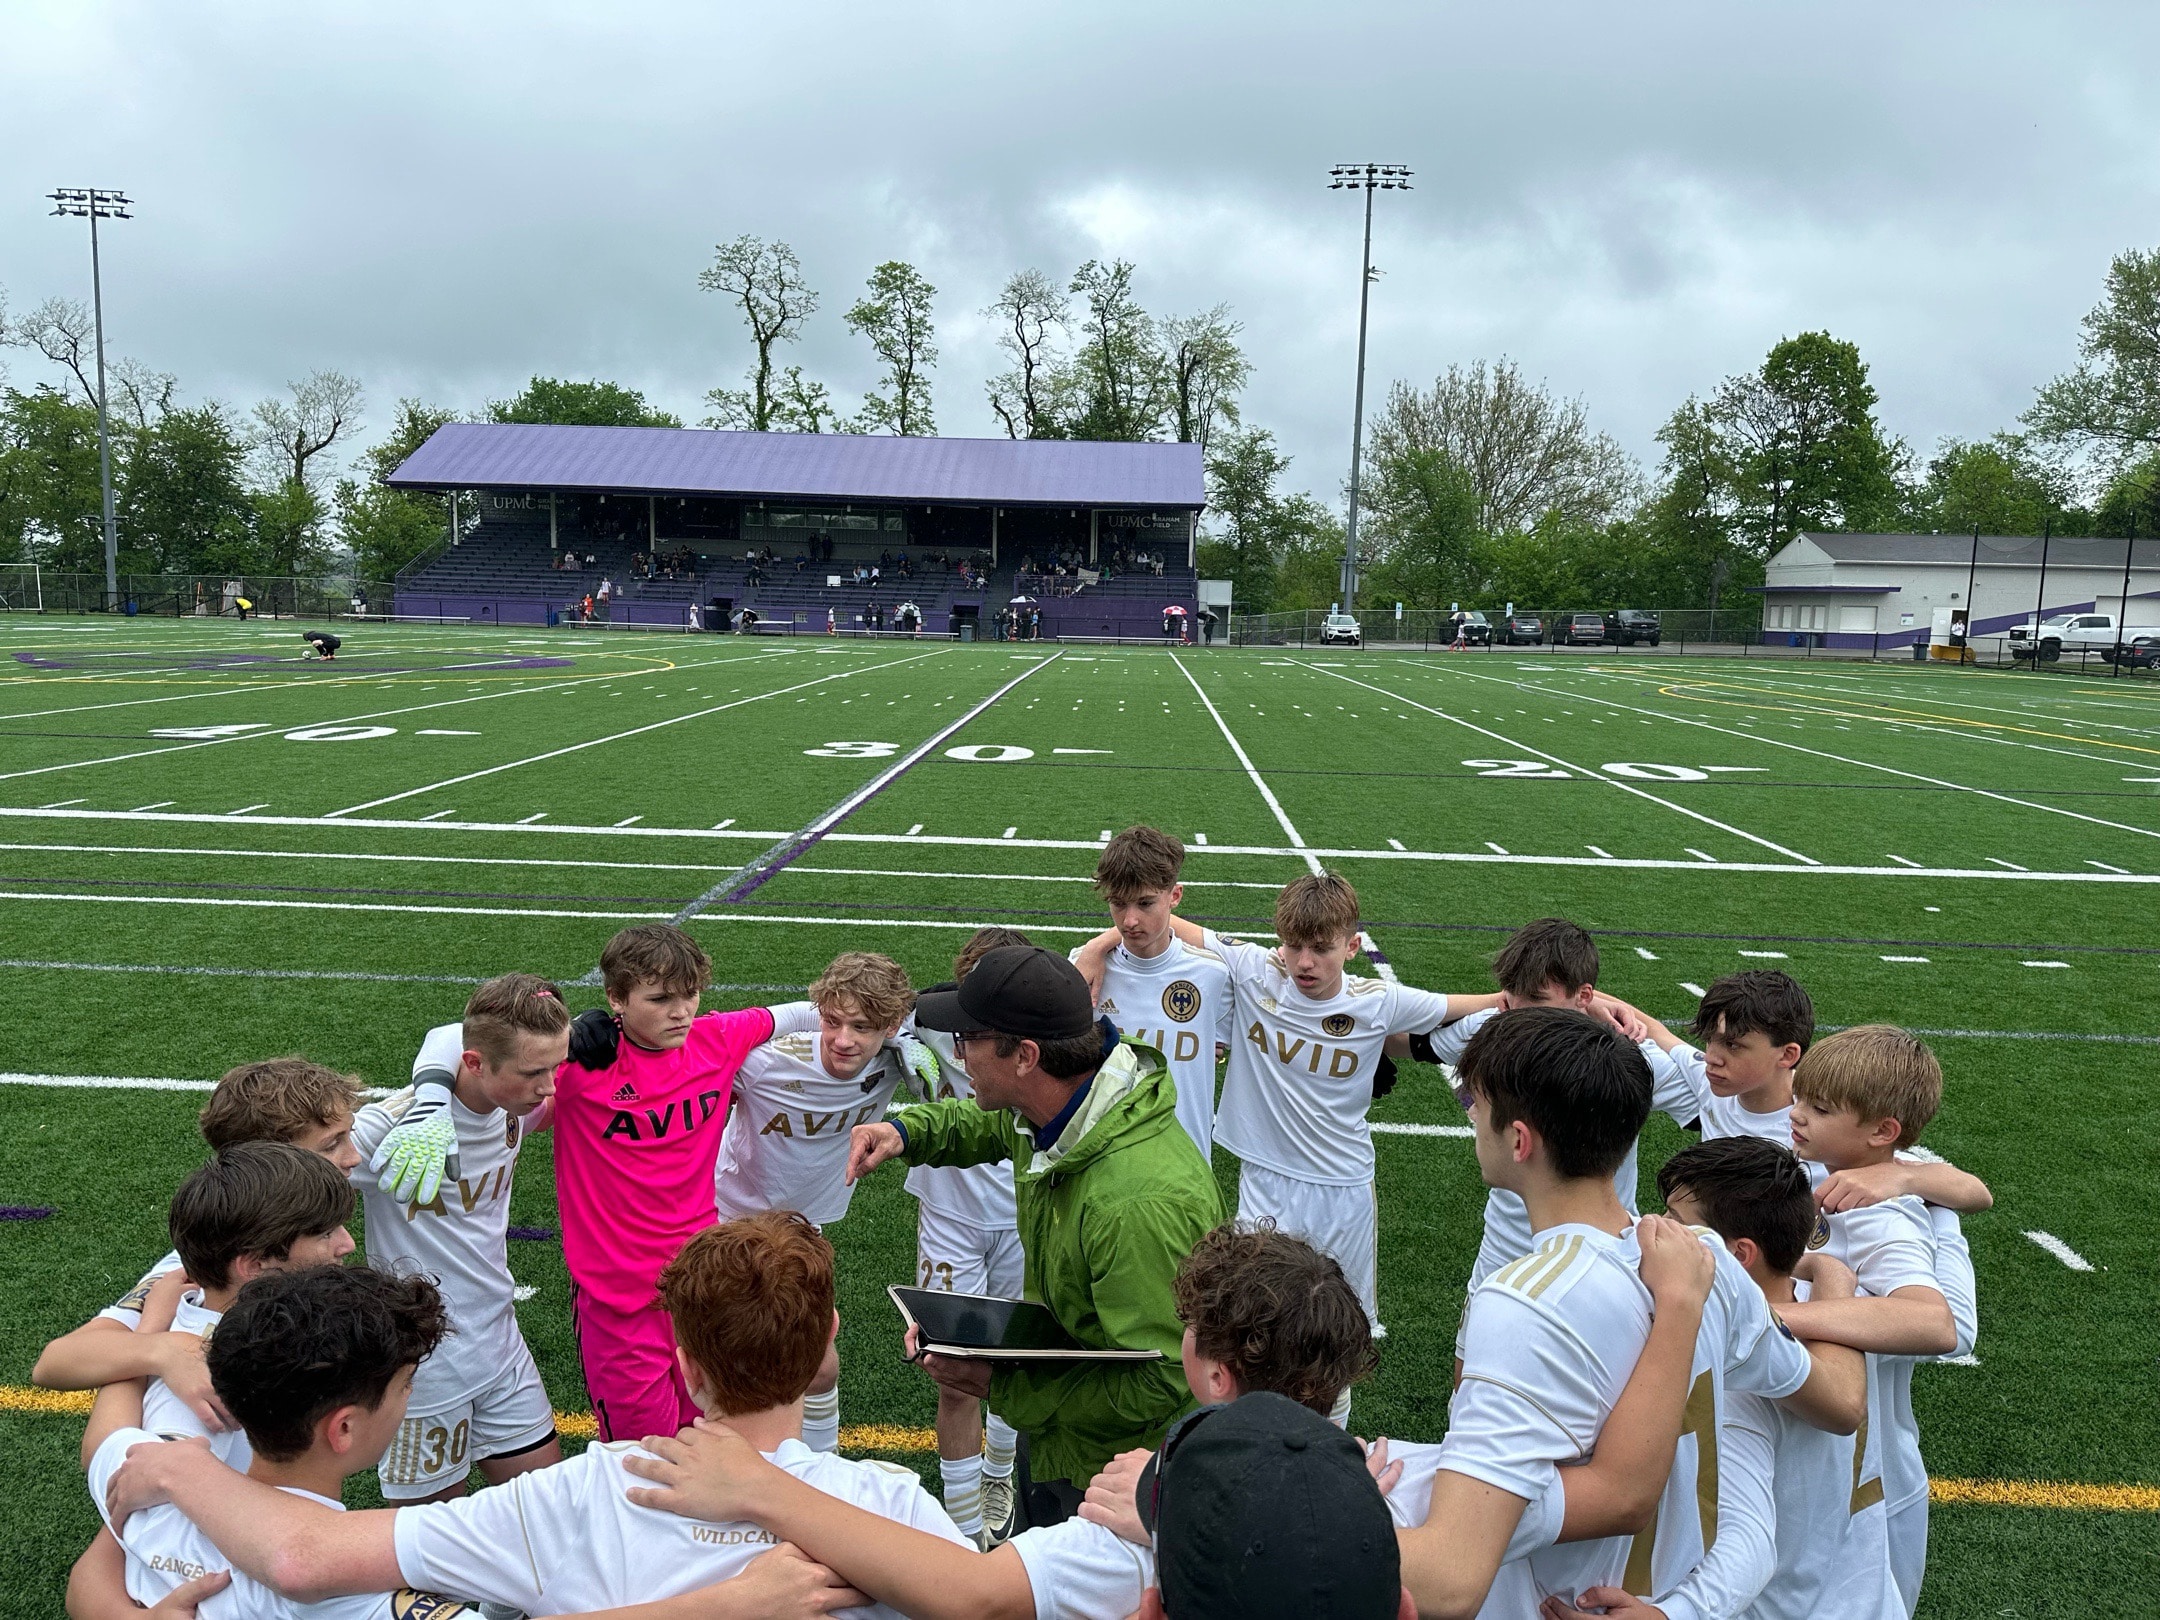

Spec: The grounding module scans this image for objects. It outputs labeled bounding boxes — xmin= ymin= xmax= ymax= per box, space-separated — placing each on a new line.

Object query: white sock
xmin=941 ymin=1454 xmax=985 ymax=1536
xmin=984 ymin=1414 xmax=1017 ymax=1479
xmin=1329 ymin=1387 xmax=1352 ymax=1429
xmin=802 ymin=1387 xmax=840 ymax=1453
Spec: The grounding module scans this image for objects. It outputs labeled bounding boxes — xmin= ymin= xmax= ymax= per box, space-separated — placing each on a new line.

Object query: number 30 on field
xmin=1462 ymin=759 xmax=1711 ymax=781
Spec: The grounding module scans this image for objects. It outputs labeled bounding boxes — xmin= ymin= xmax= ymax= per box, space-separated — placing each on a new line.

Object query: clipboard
xmin=888 ymin=1285 xmax=1164 ymax=1363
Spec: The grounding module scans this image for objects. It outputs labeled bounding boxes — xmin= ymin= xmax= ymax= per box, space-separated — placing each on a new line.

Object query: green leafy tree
xmin=846 ymin=261 xmax=937 ymax=436
xmin=1062 ymin=260 xmax=1170 ymax=441
xmin=0 ymin=386 xmax=105 ymax=568
xmin=700 ymin=237 xmax=818 ymax=431
xmin=2025 ymin=245 xmax=2160 ymax=481
xmin=489 ymin=378 xmax=681 ymax=428
xmin=769 ymin=367 xmax=841 ymax=434
xmin=1162 ymin=306 xmax=1248 ymax=455
xmin=2094 ymin=452 xmax=2160 ymax=537
xmin=335 ymin=399 xmax=460 ymax=582
xmin=1361 ymin=447 xmax=1484 ymax=609
xmin=1267 ymin=497 xmax=1351 ymax=612
xmin=1909 ymin=436 xmax=2075 ymax=536
xmin=119 ymin=404 xmax=257 ymax=574
xmin=1200 ymin=427 xmax=1290 ymax=610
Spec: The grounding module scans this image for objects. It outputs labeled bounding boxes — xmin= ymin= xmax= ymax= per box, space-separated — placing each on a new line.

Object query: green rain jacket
xmin=893 ymin=1037 xmax=1223 ymax=1486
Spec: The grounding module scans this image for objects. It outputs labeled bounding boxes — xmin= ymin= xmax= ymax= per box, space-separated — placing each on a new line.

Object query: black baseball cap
xmin=911 ymin=946 xmax=1097 ymax=1042
xmin=1138 ymin=1392 xmax=1401 ymax=1620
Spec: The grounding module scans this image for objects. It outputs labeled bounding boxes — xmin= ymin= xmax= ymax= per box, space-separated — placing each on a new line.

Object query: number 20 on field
xmin=1461 ymin=759 xmax=1722 ymax=781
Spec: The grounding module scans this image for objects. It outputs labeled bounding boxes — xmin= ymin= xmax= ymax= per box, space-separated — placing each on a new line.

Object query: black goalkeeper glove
xmin=1372 ymin=1052 xmax=1400 ymax=1099
xmin=567 ymin=1009 xmax=622 ymax=1070
xmin=1408 ymin=1031 xmax=1441 ymax=1067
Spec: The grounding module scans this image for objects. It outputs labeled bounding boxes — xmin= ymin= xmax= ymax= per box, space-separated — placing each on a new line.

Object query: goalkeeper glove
xmin=567 ymin=1008 xmax=622 ymax=1071
xmin=371 ymin=1080 xmax=461 ymax=1206
xmin=1372 ymin=1053 xmax=1400 ymax=1100
xmin=886 ymin=1034 xmax=942 ymax=1095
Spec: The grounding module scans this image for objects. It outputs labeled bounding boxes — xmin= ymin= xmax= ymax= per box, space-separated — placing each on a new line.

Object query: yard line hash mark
xmin=2022 ymin=1231 xmax=2094 ymax=1271
xmin=1881 ymin=955 xmax=1931 ymax=963
xmin=1680 ymin=982 xmax=1706 ymax=997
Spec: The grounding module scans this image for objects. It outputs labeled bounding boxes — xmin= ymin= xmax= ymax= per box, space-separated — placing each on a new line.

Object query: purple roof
xmin=388 ymin=422 xmax=1204 ymax=510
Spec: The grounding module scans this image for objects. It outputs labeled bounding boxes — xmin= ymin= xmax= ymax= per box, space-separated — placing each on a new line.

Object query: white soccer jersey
xmin=90 ymin=1428 xmax=447 ymax=1620
xmin=903 ymin=1028 xmax=1018 ymax=1233
xmin=1619 ymin=1237 xmax=1813 ymax=1610
xmin=1379 ymin=1438 xmax=1565 ymax=1558
xmin=1653 ymin=1041 xmax=1793 ymax=1144
xmin=1733 ymin=1280 xmax=1902 ymax=1620
xmin=1075 ymin=936 xmax=1231 ymax=1157
xmin=1009 ymin=1515 xmax=1156 ymax=1620
xmin=393 ymin=1436 xmax=968 ymax=1618
xmin=714 ymin=1031 xmax=906 ymax=1227
xmin=1648 ymin=1398 xmax=1778 ymax=1620
xmin=1431 ymin=1009 xmax=1702 ymax=1291
xmin=141 ymin=1291 xmax=252 ymax=1470
xmin=1206 ymin=929 xmax=1454 ymax=1186
xmin=97 ymin=1249 xmax=185 ymax=1328
xmin=350 ymin=1023 xmax=536 ymax=1414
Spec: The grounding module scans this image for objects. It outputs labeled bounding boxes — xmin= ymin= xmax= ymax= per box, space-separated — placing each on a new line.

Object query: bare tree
xmin=985 ymin=270 xmax=1069 ymax=439
xmin=252 ymin=371 xmax=365 ymax=491
xmin=1162 ymin=305 xmax=1249 ymax=455
xmin=1366 ymin=359 xmax=1640 ymax=533
xmin=846 ymin=261 xmax=938 ymax=435
xmin=9 ymin=298 xmax=100 ymax=405
xmin=109 ymin=357 xmax=177 ymax=430
xmin=699 ymin=236 xmax=819 ymax=431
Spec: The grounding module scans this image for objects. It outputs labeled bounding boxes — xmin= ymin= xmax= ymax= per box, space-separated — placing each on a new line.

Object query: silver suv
xmin=1320 ymin=612 xmax=1362 ymax=646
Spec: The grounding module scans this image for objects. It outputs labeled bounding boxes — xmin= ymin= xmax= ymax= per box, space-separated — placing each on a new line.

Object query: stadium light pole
xmin=1328 ymin=163 xmax=1411 ymax=611
xmin=48 ymin=187 xmax=132 ymax=611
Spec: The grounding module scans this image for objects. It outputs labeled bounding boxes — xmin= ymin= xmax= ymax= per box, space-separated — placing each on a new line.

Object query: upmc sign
xmin=1103 ymin=511 xmax=1186 ymax=531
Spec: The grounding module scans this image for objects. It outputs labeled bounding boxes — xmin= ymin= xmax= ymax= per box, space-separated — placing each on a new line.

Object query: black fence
xmin=1227 ymin=606 xmax=1766 ymax=650
xmin=0 ymin=572 xmax=394 ymax=620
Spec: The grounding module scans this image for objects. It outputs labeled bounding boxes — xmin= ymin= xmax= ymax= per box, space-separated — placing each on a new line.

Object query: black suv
xmin=1452 ymin=610 xmax=1493 ymax=646
xmin=1606 ymin=609 xmax=1662 ymax=647
xmin=1500 ymin=614 xmax=1544 ymax=645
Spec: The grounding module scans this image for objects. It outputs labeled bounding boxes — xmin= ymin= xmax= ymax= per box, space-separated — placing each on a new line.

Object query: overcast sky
xmin=4 ymin=2 xmax=2156 ymax=501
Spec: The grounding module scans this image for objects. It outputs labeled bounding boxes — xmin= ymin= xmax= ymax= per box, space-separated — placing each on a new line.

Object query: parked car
xmin=1557 ymin=612 xmax=1609 ymax=646
xmin=1320 ymin=611 xmax=1362 ymax=647
xmin=2101 ymin=635 xmax=2160 ymax=671
xmin=1500 ymin=614 xmax=1544 ymax=645
xmin=2009 ymin=611 xmax=2160 ymax=660
xmin=1457 ymin=610 xmax=1493 ymax=646
xmin=1606 ymin=609 xmax=1662 ymax=647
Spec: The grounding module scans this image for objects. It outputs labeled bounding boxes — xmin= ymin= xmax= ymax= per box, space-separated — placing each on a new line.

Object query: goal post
xmin=0 ymin=563 xmax=42 ymax=613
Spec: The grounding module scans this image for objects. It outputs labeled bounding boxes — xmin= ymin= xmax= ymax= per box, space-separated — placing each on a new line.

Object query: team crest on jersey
xmin=504 ymin=1115 xmax=521 ymax=1150
xmin=392 ymin=1591 xmax=472 ymax=1619
xmin=1161 ymin=981 xmax=1202 ymax=1024
xmin=1321 ymin=1013 xmax=1356 ymax=1037
xmin=1806 ymin=1209 xmax=1832 ymax=1251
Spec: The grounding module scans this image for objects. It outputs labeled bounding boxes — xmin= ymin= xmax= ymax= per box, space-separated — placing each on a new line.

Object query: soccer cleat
xmin=979 ymin=1472 xmax=1017 ymax=1548
xmin=370 ymin=1081 xmax=461 ymax=1206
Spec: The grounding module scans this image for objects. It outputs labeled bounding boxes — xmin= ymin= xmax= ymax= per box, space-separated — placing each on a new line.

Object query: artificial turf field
xmin=0 ymin=617 xmax=2155 ymax=1618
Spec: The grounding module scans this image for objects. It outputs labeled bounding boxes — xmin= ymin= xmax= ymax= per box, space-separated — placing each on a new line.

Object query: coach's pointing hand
xmin=846 ymin=1122 xmax=906 ymax=1184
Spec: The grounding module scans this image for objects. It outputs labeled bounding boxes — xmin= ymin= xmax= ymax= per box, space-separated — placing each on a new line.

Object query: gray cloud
xmin=5 ymin=0 xmax=2157 ymax=500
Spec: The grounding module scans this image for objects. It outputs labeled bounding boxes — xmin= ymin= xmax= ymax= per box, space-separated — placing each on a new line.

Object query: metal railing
xmin=1226 ymin=606 xmax=1766 ymax=650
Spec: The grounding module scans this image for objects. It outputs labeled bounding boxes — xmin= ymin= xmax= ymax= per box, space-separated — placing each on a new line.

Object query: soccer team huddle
xmin=35 ymin=824 xmax=1987 ymax=1620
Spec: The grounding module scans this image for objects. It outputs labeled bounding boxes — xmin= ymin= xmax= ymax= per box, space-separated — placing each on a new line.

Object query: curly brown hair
xmin=1173 ymin=1222 xmax=1378 ymax=1416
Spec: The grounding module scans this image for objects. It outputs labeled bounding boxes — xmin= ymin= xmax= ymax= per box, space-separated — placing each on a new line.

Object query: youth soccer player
xmin=1076 ymin=872 xmax=1483 ymax=1353
xmin=367 ymin=923 xmax=819 ymax=1443
xmin=1073 ymin=826 xmax=1230 ymax=1158
xmin=1395 ymin=1008 xmax=1863 ymax=1620
xmin=34 ymin=1057 xmax=364 ymax=1425
xmin=100 ymin=1212 xmax=964 ymax=1620
xmin=81 ymin=1142 xmax=357 ymax=1471
xmin=350 ymin=973 xmax=570 ymax=1503
xmin=1655 ymin=1136 xmax=1904 ymax=1620
xmin=1780 ymin=1025 xmax=1969 ymax=1616
xmin=713 ymin=950 xmax=915 ymax=1452
xmin=903 ymin=927 xmax=1033 ymax=1546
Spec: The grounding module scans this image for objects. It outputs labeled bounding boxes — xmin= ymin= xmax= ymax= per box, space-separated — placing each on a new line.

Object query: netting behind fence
xmin=0 ymin=573 xmax=396 ymax=620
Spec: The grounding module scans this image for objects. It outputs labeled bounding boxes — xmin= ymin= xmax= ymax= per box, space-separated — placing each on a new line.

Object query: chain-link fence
xmin=1227 ymin=605 xmax=1767 ymax=650
xmin=0 ymin=572 xmax=394 ymax=620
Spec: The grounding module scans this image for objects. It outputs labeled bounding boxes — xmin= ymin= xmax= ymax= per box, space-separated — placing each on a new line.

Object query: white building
xmin=1756 ymin=532 xmax=2160 ymax=648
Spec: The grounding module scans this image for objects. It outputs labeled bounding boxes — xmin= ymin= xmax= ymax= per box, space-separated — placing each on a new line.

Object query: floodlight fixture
xmin=1327 ymin=164 xmax=1411 ymax=607
xmin=47 ymin=187 xmax=133 ymax=609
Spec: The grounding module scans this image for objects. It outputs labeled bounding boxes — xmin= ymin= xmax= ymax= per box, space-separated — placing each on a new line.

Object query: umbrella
xmin=1163 ymin=605 xmax=1189 ymax=616
xmin=1010 ymin=595 xmax=1038 ymax=604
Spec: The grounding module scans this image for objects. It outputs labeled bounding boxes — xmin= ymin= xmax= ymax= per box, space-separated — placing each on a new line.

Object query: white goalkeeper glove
xmin=889 ymin=1034 xmax=943 ymax=1096
xmin=370 ymin=1079 xmax=461 ymax=1205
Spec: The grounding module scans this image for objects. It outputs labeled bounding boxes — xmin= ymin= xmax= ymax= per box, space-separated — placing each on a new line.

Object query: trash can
xmin=1911 ymin=640 xmax=1927 ymax=662
xmin=960 ymin=623 xmax=976 ymax=643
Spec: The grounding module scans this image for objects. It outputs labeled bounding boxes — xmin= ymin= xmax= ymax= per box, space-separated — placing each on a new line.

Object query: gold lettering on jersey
xmin=148 ymin=1554 xmax=212 ymax=1581
xmin=1622 ymin=1368 xmax=1719 ymax=1592
xmin=760 ymin=1103 xmax=887 ymax=1139
xmin=689 ymin=1526 xmax=780 ymax=1546
xmin=1244 ymin=1021 xmax=1358 ymax=1079
xmin=1849 ymin=1385 xmax=1883 ymax=1515
xmin=1328 ymin=1048 xmax=1360 ymax=1078
xmin=402 ymin=1165 xmax=513 ymax=1220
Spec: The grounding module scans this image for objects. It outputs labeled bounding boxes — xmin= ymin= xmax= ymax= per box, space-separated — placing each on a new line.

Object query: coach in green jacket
xmin=845 ymin=945 xmax=1222 ymax=1517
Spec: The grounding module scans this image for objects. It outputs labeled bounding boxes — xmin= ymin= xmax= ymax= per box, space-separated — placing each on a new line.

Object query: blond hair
xmin=808 ymin=952 xmax=914 ymax=1030
xmin=1275 ymin=872 xmax=1359 ymax=948
xmin=198 ymin=1059 xmax=364 ymax=1150
xmin=1793 ymin=1024 xmax=1942 ymax=1148
xmin=463 ymin=972 xmax=570 ymax=1066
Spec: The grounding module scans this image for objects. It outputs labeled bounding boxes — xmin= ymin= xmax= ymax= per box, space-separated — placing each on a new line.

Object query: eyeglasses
xmin=950 ymin=1031 xmax=997 ymax=1056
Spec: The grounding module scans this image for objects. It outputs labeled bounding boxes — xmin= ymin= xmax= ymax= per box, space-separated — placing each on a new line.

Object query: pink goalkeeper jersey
xmin=552 ymin=1007 xmax=776 ymax=1310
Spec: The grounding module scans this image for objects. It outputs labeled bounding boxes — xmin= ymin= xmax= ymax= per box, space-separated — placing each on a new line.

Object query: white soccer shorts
xmin=914 ymin=1207 xmax=1026 ymax=1299
xmin=376 ymin=1342 xmax=556 ymax=1501
xmin=1235 ymin=1162 xmax=1382 ymax=1334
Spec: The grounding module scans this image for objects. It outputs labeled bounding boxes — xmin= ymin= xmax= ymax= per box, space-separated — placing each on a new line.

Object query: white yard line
xmin=674 ymin=652 xmax=1063 ymax=921
xmin=1371 ymin=1122 xmax=1472 ymax=1138
xmin=1172 ymin=653 xmax=1322 ymax=874
xmin=0 ymin=1070 xmax=394 ymax=1097
xmin=2022 ymin=1230 xmax=2095 ymax=1271
xmin=325 ymin=649 xmax=948 ymax=816
xmin=4 ymin=806 xmax=2159 ymax=883
xmin=1397 ymin=659 xmax=2160 ymax=850
xmin=1287 ymin=660 xmax=1820 ymax=865
xmin=0 ymin=649 xmax=800 ymax=787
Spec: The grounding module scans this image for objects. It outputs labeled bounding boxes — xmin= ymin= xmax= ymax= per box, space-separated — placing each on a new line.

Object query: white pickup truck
xmin=2008 ymin=610 xmax=2160 ymax=663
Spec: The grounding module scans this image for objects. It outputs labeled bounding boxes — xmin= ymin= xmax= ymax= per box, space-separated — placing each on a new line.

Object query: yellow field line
xmin=8 ymin=1389 xmax=2152 ymax=1505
